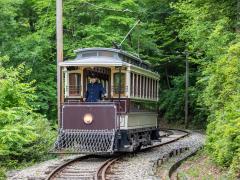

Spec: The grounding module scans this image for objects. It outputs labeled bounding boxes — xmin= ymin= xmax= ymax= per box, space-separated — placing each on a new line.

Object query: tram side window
xmin=155 ymin=80 xmax=158 ymax=98
xmin=68 ymin=73 xmax=81 ymax=96
xmin=153 ymin=80 xmax=156 ymax=99
xmin=113 ymin=72 xmax=126 ymax=94
xmin=145 ymin=77 xmax=149 ymax=99
xmin=130 ymin=73 xmax=133 ymax=96
xmin=138 ymin=74 xmax=141 ymax=97
xmin=144 ymin=77 xmax=147 ymax=98
xmin=141 ymin=76 xmax=144 ymax=98
xmin=148 ymin=78 xmax=152 ymax=99
xmin=130 ymin=100 xmax=157 ymax=112
xmin=134 ymin=74 xmax=137 ymax=97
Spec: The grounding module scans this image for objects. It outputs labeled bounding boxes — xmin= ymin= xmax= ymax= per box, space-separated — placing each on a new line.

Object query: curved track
xmin=146 ymin=129 xmax=189 ymax=150
xmin=97 ymin=129 xmax=188 ymax=180
xmin=47 ymin=129 xmax=189 ymax=180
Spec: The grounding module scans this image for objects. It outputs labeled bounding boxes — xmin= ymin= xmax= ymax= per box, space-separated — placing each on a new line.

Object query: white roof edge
xmin=59 ymin=61 xmax=128 ymax=67
xmin=74 ymin=47 xmax=120 ymax=53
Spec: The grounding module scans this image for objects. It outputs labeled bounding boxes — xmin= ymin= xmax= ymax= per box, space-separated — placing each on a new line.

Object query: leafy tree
xmin=204 ymin=43 xmax=240 ymax=175
xmin=0 ymin=56 xmax=55 ymax=171
xmin=173 ymin=0 xmax=240 ymax=175
xmin=0 ymin=0 xmax=239 ymax=177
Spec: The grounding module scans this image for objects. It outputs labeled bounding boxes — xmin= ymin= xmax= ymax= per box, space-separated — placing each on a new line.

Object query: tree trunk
xmin=165 ymin=67 xmax=171 ymax=89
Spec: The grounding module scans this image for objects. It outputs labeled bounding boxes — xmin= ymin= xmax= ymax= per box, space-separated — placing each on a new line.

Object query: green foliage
xmin=159 ymin=74 xmax=207 ymax=127
xmin=0 ymin=0 xmax=239 ymax=177
xmin=62 ymin=0 xmax=155 ymax=56
xmin=0 ymin=107 xmax=54 ymax=165
xmin=0 ymin=56 xmax=55 ymax=172
xmin=159 ymin=76 xmax=185 ymax=122
xmin=0 ymin=0 xmax=159 ymax=121
xmin=0 ymin=0 xmax=57 ymax=120
xmin=0 ymin=56 xmax=36 ymax=109
xmin=204 ymin=43 xmax=240 ymax=175
xmin=173 ymin=0 xmax=235 ymax=60
xmin=171 ymin=0 xmax=240 ymax=176
xmin=0 ymin=166 xmax=6 ymax=179
xmin=200 ymin=43 xmax=240 ymax=112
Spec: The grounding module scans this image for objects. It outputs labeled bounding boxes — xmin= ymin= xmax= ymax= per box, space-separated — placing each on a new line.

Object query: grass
xmin=0 ymin=167 xmax=6 ymax=180
xmin=175 ymin=150 xmax=232 ymax=180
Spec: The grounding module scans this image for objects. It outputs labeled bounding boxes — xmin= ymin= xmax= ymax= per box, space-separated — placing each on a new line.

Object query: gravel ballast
xmin=7 ymin=132 xmax=205 ymax=180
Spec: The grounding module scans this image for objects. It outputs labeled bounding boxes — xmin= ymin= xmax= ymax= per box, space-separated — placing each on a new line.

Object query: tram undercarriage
xmin=54 ymin=127 xmax=160 ymax=154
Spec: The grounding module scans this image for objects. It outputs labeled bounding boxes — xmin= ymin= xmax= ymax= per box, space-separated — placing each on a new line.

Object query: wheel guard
xmin=53 ymin=129 xmax=116 ymax=154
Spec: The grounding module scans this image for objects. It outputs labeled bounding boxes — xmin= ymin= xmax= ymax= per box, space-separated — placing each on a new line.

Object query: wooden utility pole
xmin=56 ymin=0 xmax=63 ymax=126
xmin=184 ymin=51 xmax=189 ymax=129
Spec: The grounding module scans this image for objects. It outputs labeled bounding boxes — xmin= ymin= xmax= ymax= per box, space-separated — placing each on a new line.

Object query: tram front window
xmin=68 ymin=73 xmax=81 ymax=96
xmin=83 ymin=74 xmax=106 ymax=102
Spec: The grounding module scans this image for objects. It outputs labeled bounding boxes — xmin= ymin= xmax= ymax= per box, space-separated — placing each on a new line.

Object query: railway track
xmin=46 ymin=155 xmax=110 ymax=180
xmin=46 ymin=129 xmax=188 ymax=180
xmin=147 ymin=129 xmax=189 ymax=150
xmin=96 ymin=129 xmax=188 ymax=180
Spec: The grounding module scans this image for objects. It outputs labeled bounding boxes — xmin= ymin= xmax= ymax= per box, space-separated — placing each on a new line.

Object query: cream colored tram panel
xmin=119 ymin=113 xmax=158 ymax=130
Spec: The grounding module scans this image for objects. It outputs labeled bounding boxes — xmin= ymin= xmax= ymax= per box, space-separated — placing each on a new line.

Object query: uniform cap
xmin=89 ymin=73 xmax=97 ymax=78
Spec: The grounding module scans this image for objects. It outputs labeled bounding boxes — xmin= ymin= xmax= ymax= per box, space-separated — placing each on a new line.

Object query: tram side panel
xmin=116 ymin=99 xmax=160 ymax=152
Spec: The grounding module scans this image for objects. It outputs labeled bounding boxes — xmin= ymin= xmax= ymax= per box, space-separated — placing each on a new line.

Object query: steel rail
xmin=46 ymin=129 xmax=189 ymax=180
xmin=46 ymin=154 xmax=99 ymax=180
xmin=95 ymin=157 xmax=121 ymax=180
xmin=142 ymin=129 xmax=189 ymax=151
xmin=96 ymin=129 xmax=189 ymax=180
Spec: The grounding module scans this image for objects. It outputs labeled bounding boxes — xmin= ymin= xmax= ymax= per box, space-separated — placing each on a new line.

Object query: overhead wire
xmin=82 ymin=2 xmax=142 ymax=57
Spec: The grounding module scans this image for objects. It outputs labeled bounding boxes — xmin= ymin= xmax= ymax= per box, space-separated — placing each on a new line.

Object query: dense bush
xmin=159 ymin=74 xmax=207 ymax=128
xmin=204 ymin=43 xmax=240 ymax=176
xmin=159 ymin=76 xmax=185 ymax=122
xmin=0 ymin=56 xmax=55 ymax=171
xmin=0 ymin=107 xmax=54 ymax=167
xmin=173 ymin=0 xmax=240 ymax=176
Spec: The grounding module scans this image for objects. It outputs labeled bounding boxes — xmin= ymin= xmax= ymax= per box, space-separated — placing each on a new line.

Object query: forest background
xmin=0 ymin=0 xmax=239 ymax=178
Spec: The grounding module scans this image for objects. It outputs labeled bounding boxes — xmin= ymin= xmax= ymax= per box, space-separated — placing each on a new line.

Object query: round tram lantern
xmin=83 ymin=113 xmax=93 ymax=124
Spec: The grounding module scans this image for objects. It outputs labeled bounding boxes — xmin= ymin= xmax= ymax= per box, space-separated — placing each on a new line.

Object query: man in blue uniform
xmin=84 ymin=75 xmax=106 ymax=102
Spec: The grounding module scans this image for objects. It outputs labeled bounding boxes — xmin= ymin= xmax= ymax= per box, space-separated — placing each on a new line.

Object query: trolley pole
xmin=184 ymin=51 xmax=189 ymax=129
xmin=56 ymin=0 xmax=63 ymax=126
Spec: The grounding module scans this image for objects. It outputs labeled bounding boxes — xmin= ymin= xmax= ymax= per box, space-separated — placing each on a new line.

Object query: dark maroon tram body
xmin=62 ymin=103 xmax=117 ymax=130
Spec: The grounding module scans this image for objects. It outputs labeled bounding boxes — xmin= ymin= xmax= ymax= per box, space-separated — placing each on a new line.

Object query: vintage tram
xmin=54 ymin=47 xmax=160 ymax=154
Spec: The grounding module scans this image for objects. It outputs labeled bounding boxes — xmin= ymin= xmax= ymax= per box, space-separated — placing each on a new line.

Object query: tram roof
xmin=59 ymin=47 xmax=152 ymax=70
xmin=73 ymin=47 xmax=151 ymax=64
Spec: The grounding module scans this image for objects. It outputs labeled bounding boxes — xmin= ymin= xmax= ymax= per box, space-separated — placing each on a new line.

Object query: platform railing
xmin=66 ymin=85 xmax=81 ymax=96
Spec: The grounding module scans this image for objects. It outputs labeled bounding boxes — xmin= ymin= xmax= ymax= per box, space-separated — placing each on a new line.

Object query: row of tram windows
xmin=130 ymin=72 xmax=158 ymax=100
xmin=65 ymin=72 xmax=124 ymax=98
xmin=63 ymin=70 xmax=158 ymax=101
